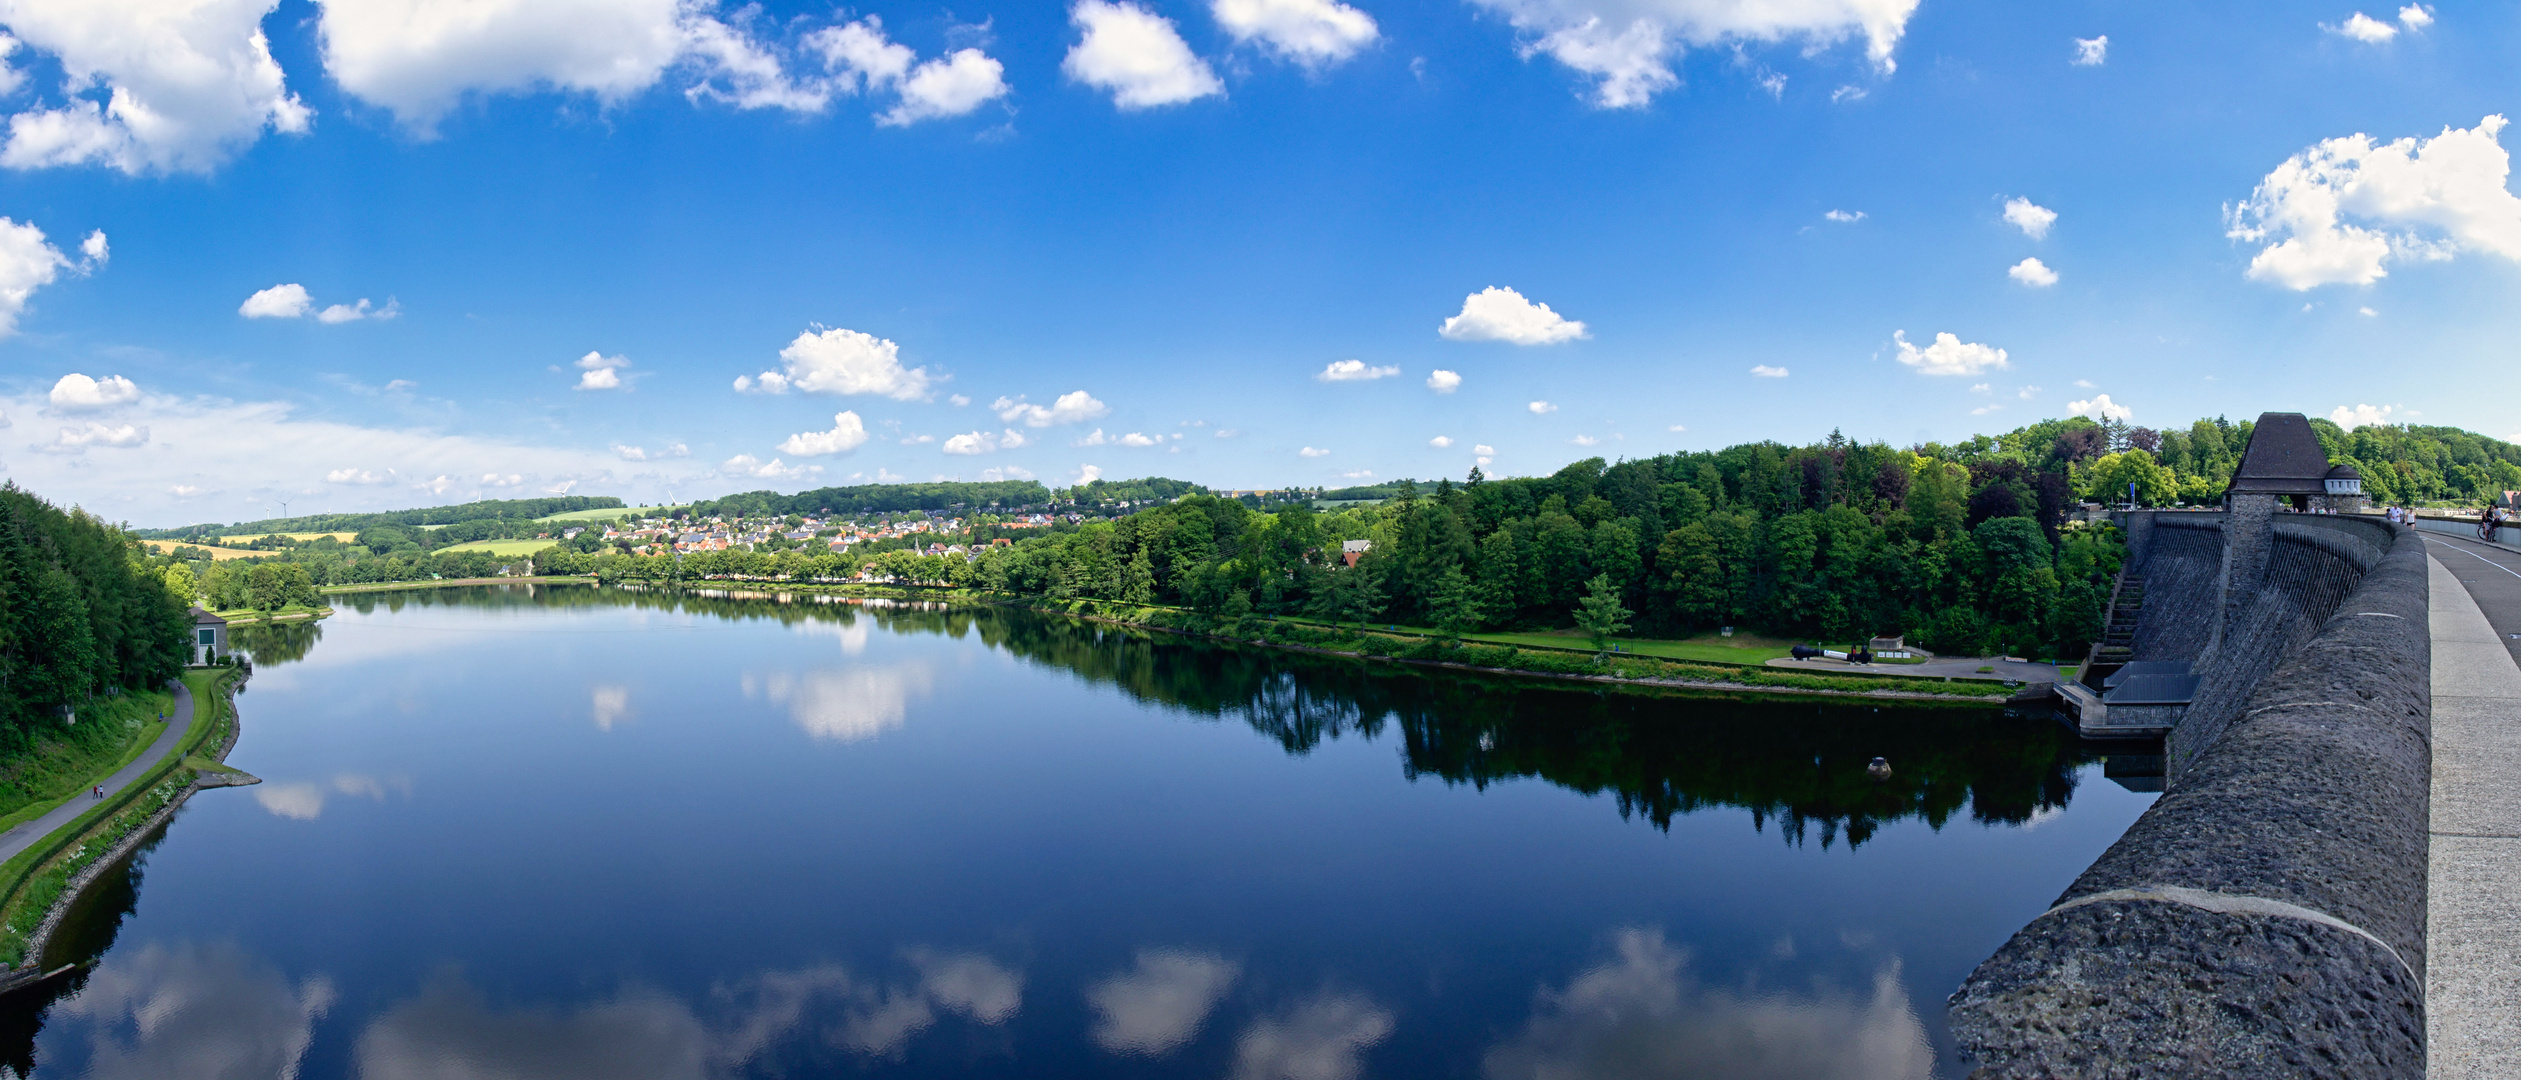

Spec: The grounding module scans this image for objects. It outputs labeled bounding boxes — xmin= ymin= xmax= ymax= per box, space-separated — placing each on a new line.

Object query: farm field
xmin=216 ymin=531 xmax=357 ymax=545
xmin=141 ymin=540 xmax=267 ymax=561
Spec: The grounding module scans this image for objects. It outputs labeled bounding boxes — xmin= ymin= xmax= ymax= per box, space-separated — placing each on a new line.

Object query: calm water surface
xmin=2 ymin=585 xmax=2155 ymax=1079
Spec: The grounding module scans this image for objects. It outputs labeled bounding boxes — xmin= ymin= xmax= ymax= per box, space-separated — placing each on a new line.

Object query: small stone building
xmin=2224 ymin=412 xmax=2365 ymax=512
xmin=190 ymin=606 xmax=227 ymax=665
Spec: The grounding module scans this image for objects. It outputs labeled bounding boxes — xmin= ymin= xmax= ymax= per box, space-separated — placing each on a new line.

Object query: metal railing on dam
xmin=1951 ymin=512 xmax=2431 ymax=1078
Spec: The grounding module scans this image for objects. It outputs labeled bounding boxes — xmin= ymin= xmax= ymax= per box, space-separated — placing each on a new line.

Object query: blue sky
xmin=1 ymin=0 xmax=2517 ymax=525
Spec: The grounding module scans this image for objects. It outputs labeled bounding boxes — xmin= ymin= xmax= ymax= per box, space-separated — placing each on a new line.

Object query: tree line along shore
xmin=119 ymin=414 xmax=2521 ymax=664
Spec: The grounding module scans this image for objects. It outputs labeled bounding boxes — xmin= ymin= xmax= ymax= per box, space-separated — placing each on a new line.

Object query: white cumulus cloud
xmin=2002 ymin=197 xmax=2057 ymax=239
xmin=49 ymin=372 xmax=141 ymax=411
xmin=1892 ymin=330 xmax=2008 ymax=376
xmin=1064 ymin=0 xmax=1223 ymax=110
xmin=1749 ymin=364 xmax=1789 ymax=378
xmin=1316 ymin=359 xmax=1399 ymax=381
xmin=1214 ymin=0 xmax=1379 ymax=66
xmin=2007 ymin=257 xmax=2058 ymax=287
xmin=0 ymin=0 xmax=311 ymax=175
xmin=995 ymin=390 xmax=1109 ymax=427
xmin=1439 ymin=286 xmax=1588 ymax=344
xmin=239 ymin=283 xmax=311 ymax=318
xmin=324 ymin=467 xmax=394 ymax=485
xmin=320 ymin=0 xmax=799 ymax=130
xmin=0 ymin=217 xmax=77 ymax=336
xmin=2069 ymin=393 xmax=2131 ymax=421
xmin=1467 ymin=0 xmax=1921 ymax=109
xmin=1430 ymin=435 xmax=1454 ymax=447
xmin=1299 ymin=446 xmax=1330 ymax=457
xmin=574 ymin=351 xmax=629 ymax=390
xmin=316 ymin=297 xmax=397 ymax=323
xmin=2327 ymin=12 xmax=2399 ymax=42
xmin=1528 ymin=400 xmax=1557 ymax=413
xmin=883 ymin=49 xmax=1011 ymax=125
xmin=2072 ymin=35 xmax=2107 ymax=65
xmin=721 ymin=453 xmax=818 ymax=480
xmin=1426 ymin=369 xmax=1463 ymax=393
xmin=1823 ymin=209 xmax=1865 ymax=223
xmin=2330 ymin=403 xmax=2398 ymax=430
xmin=778 ymin=411 xmax=872 ymax=456
xmin=50 ymin=421 xmax=147 ymax=450
xmin=737 ymin=327 xmax=936 ymax=400
xmin=2399 ymin=5 xmax=2433 ymax=29
xmin=942 ymin=428 xmax=1031 ymax=455
xmin=2227 ymin=115 xmax=2521 ymax=290
xmin=977 ymin=465 xmax=1035 ymax=481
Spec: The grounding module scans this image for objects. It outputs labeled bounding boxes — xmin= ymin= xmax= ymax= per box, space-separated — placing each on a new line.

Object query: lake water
xmin=0 ymin=584 xmax=2155 ymax=1079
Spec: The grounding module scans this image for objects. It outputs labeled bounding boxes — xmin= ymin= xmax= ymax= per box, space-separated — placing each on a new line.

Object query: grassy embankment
xmin=207 ymin=603 xmax=333 ymax=624
xmin=1036 ymin=599 xmax=2016 ymax=700
xmin=0 ymin=690 xmax=173 ymax=837
xmin=0 ymin=668 xmax=236 ymax=967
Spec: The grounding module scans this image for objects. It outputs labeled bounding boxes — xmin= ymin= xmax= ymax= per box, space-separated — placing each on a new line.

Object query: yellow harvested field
xmin=435 ymin=538 xmax=561 ymax=556
xmin=218 ymin=531 xmax=357 ymax=544
xmin=143 ymin=540 xmax=267 ymax=561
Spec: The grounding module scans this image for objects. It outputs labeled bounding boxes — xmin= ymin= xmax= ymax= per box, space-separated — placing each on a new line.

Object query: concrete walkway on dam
xmin=2424 ymin=532 xmax=2521 ymax=1078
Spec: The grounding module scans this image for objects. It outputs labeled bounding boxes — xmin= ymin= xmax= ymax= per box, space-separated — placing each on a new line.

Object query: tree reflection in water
xmin=229 ymin=620 xmax=323 ymax=667
xmin=346 ymin=585 xmax=2095 ymax=848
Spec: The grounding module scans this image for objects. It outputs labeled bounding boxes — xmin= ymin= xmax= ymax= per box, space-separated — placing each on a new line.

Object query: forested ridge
xmin=0 ymin=484 xmax=191 ymax=745
xmin=137 ymin=495 xmax=625 ymax=541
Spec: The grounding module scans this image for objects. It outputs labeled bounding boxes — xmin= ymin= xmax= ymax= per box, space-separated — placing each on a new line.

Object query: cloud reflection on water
xmin=1481 ymin=929 xmax=1932 ymax=1080
xmin=1087 ymin=949 xmax=1240 ymax=1055
xmin=590 ymin=685 xmax=631 ymax=731
xmin=252 ymin=773 xmax=408 ymax=821
xmin=1230 ymin=992 xmax=1396 ymax=1080
xmin=738 ymin=664 xmax=932 ymax=742
xmin=356 ymin=977 xmax=710 ymax=1080
xmin=50 ymin=943 xmax=335 ymax=1080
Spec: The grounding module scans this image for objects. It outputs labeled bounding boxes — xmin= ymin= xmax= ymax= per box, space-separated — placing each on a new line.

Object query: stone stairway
xmin=2092 ymin=577 xmax=2144 ymax=673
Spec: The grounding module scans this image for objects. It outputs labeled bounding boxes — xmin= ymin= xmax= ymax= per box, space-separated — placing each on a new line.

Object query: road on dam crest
xmin=2424 ymin=532 xmax=2521 ymax=1079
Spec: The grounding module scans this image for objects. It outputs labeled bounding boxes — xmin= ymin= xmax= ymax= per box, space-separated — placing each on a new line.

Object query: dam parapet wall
xmin=1952 ymin=513 xmax=2431 ymax=1078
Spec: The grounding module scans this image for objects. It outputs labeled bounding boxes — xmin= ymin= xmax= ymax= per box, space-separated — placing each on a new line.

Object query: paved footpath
xmin=2424 ymin=533 xmax=2521 ymax=1078
xmin=0 ymin=680 xmax=193 ymax=867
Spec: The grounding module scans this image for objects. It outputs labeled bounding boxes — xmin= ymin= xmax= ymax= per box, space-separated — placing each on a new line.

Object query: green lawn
xmin=538 ymin=505 xmax=680 ymax=523
xmin=436 ymin=538 xmax=562 ymax=556
xmin=1275 ymin=617 xmax=1799 ymax=666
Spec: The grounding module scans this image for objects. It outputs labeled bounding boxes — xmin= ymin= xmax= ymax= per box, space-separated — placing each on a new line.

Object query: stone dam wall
xmin=1951 ymin=514 xmax=2431 ymax=1078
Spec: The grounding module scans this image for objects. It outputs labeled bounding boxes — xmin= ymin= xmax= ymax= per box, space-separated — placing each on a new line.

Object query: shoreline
xmin=616 ymin=578 xmax=2018 ymax=704
xmin=320 ymin=575 xmax=593 ymax=596
xmin=0 ymin=669 xmax=254 ymax=988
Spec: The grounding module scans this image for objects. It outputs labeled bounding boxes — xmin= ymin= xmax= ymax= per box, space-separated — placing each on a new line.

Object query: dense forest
xmin=0 ymin=485 xmax=191 ymax=744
